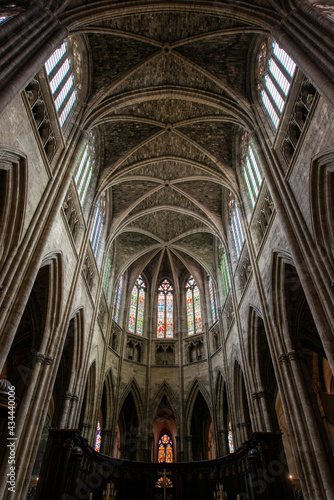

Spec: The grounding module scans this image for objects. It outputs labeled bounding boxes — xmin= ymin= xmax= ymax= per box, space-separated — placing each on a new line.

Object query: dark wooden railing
xmin=36 ymin=430 xmax=295 ymax=500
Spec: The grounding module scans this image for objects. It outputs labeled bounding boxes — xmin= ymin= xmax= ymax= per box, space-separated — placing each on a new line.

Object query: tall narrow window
xmin=227 ymin=416 xmax=234 ymax=453
xmin=45 ymin=37 xmax=81 ymax=128
xmin=112 ymin=275 xmax=124 ymax=323
xmin=258 ymin=39 xmax=296 ymax=129
xmin=74 ymin=135 xmax=96 ymax=206
xmin=95 ymin=421 xmax=101 ymax=453
xmin=229 ymin=196 xmax=244 ymax=260
xmin=157 ymin=280 xmax=173 ymax=338
xmin=242 ymin=133 xmax=263 ymax=208
xmin=158 ymin=434 xmax=173 ymax=463
xmin=128 ymin=275 xmax=146 ymax=335
xmin=186 ymin=276 xmax=202 ymax=336
xmin=102 ymin=251 xmax=112 ymax=298
xmin=220 ymin=250 xmax=230 ymax=299
xmin=90 ymin=195 xmax=105 ymax=259
xmin=208 ymin=276 xmax=217 ymax=323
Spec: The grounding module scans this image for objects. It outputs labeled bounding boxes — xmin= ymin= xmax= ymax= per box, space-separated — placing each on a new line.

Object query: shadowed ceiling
xmin=64 ymin=1 xmax=278 ymax=287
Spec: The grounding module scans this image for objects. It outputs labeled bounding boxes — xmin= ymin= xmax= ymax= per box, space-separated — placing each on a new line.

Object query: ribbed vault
xmin=65 ymin=0 xmax=277 ymax=281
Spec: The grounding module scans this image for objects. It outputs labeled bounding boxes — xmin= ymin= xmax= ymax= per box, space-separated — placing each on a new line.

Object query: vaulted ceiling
xmin=63 ymin=1 xmax=278 ymax=287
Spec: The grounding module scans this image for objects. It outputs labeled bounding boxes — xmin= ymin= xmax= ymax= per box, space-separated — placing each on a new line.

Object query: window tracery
xmin=241 ymin=133 xmax=263 ymax=208
xmin=74 ymin=133 xmax=96 ymax=206
xmin=128 ymin=275 xmax=146 ymax=335
xmin=157 ymin=280 xmax=174 ymax=338
xmin=90 ymin=194 xmax=105 ymax=259
xmin=208 ymin=276 xmax=217 ymax=323
xmin=258 ymin=39 xmax=296 ymax=129
xmin=220 ymin=249 xmax=230 ymax=300
xmin=103 ymin=250 xmax=112 ymax=299
xmin=186 ymin=276 xmax=202 ymax=336
xmin=228 ymin=195 xmax=245 ymax=260
xmin=112 ymin=275 xmax=124 ymax=323
xmin=45 ymin=37 xmax=81 ymax=128
xmin=158 ymin=434 xmax=173 ymax=463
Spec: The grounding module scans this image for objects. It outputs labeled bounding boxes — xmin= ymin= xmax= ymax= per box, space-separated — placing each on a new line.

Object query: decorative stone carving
xmin=25 ymin=77 xmax=57 ymax=162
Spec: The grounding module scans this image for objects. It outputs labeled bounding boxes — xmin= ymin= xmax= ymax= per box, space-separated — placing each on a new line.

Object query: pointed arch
xmin=118 ymin=378 xmax=144 ymax=424
xmin=310 ymin=149 xmax=334 ymax=268
xmin=185 ymin=378 xmax=212 ymax=432
xmin=150 ymin=382 xmax=180 ymax=425
xmin=233 ymin=360 xmax=252 ymax=445
xmin=0 ymin=147 xmax=27 ymax=274
xmin=78 ymin=361 xmax=96 ymax=440
xmin=186 ymin=379 xmax=214 ymax=461
xmin=102 ymin=369 xmax=114 ymax=430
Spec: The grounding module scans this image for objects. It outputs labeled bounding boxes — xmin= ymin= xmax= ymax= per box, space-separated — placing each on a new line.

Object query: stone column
xmin=217 ymin=429 xmax=229 ymax=457
xmin=276 ymin=350 xmax=334 ymax=500
xmin=272 ymin=2 xmax=334 ymax=103
xmin=252 ymin=391 xmax=275 ymax=432
xmin=101 ymin=429 xmax=113 ymax=456
xmin=185 ymin=434 xmax=192 ymax=461
xmin=0 ymin=6 xmax=68 ymax=114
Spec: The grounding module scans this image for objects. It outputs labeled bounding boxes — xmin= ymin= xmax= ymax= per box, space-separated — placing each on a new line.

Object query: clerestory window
xmin=112 ymin=275 xmax=124 ymax=323
xmin=186 ymin=276 xmax=202 ymax=336
xmin=90 ymin=194 xmax=105 ymax=259
xmin=258 ymin=39 xmax=296 ymax=129
xmin=128 ymin=275 xmax=146 ymax=335
xmin=74 ymin=134 xmax=95 ymax=206
xmin=241 ymin=133 xmax=263 ymax=208
xmin=157 ymin=280 xmax=173 ymax=338
xmin=45 ymin=37 xmax=81 ymax=128
xmin=220 ymin=249 xmax=230 ymax=300
xmin=228 ymin=196 xmax=245 ymax=260
xmin=208 ymin=276 xmax=217 ymax=323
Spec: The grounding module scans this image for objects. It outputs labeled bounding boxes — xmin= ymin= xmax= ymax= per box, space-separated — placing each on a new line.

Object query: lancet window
xmin=128 ymin=275 xmax=146 ymax=335
xmin=90 ymin=195 xmax=105 ymax=259
xmin=186 ymin=276 xmax=202 ymax=336
xmin=220 ymin=250 xmax=230 ymax=299
xmin=45 ymin=37 xmax=81 ymax=128
xmin=112 ymin=275 xmax=124 ymax=323
xmin=208 ymin=276 xmax=217 ymax=323
xmin=241 ymin=134 xmax=263 ymax=208
xmin=258 ymin=39 xmax=296 ymax=129
xmin=158 ymin=434 xmax=173 ymax=463
xmin=157 ymin=280 xmax=173 ymax=338
xmin=228 ymin=196 xmax=245 ymax=260
xmin=74 ymin=135 xmax=95 ymax=206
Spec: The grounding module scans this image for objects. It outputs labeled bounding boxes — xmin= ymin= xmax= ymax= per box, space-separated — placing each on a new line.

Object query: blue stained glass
xmin=128 ymin=275 xmax=146 ymax=334
xmin=157 ymin=280 xmax=173 ymax=338
xmin=95 ymin=421 xmax=101 ymax=452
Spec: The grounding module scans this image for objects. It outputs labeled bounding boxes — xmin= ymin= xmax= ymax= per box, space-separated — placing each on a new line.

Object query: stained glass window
xmin=186 ymin=276 xmax=202 ymax=336
xmin=208 ymin=276 xmax=217 ymax=323
xmin=220 ymin=250 xmax=230 ymax=299
xmin=158 ymin=434 xmax=173 ymax=463
xmin=128 ymin=275 xmax=146 ymax=335
xmin=103 ymin=251 xmax=112 ymax=298
xmin=95 ymin=421 xmax=101 ymax=452
xmin=112 ymin=275 xmax=124 ymax=323
xmin=74 ymin=134 xmax=96 ymax=206
xmin=90 ymin=194 xmax=105 ymax=259
xmin=157 ymin=280 xmax=173 ymax=338
xmin=228 ymin=418 xmax=234 ymax=454
xmin=229 ymin=197 xmax=244 ymax=260
xmin=241 ymin=134 xmax=263 ymax=208
xmin=45 ymin=38 xmax=81 ymax=128
xmin=258 ymin=39 xmax=296 ymax=129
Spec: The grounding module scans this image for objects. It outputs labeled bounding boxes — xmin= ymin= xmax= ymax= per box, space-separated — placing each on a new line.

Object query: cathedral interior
xmin=0 ymin=0 xmax=334 ymax=499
